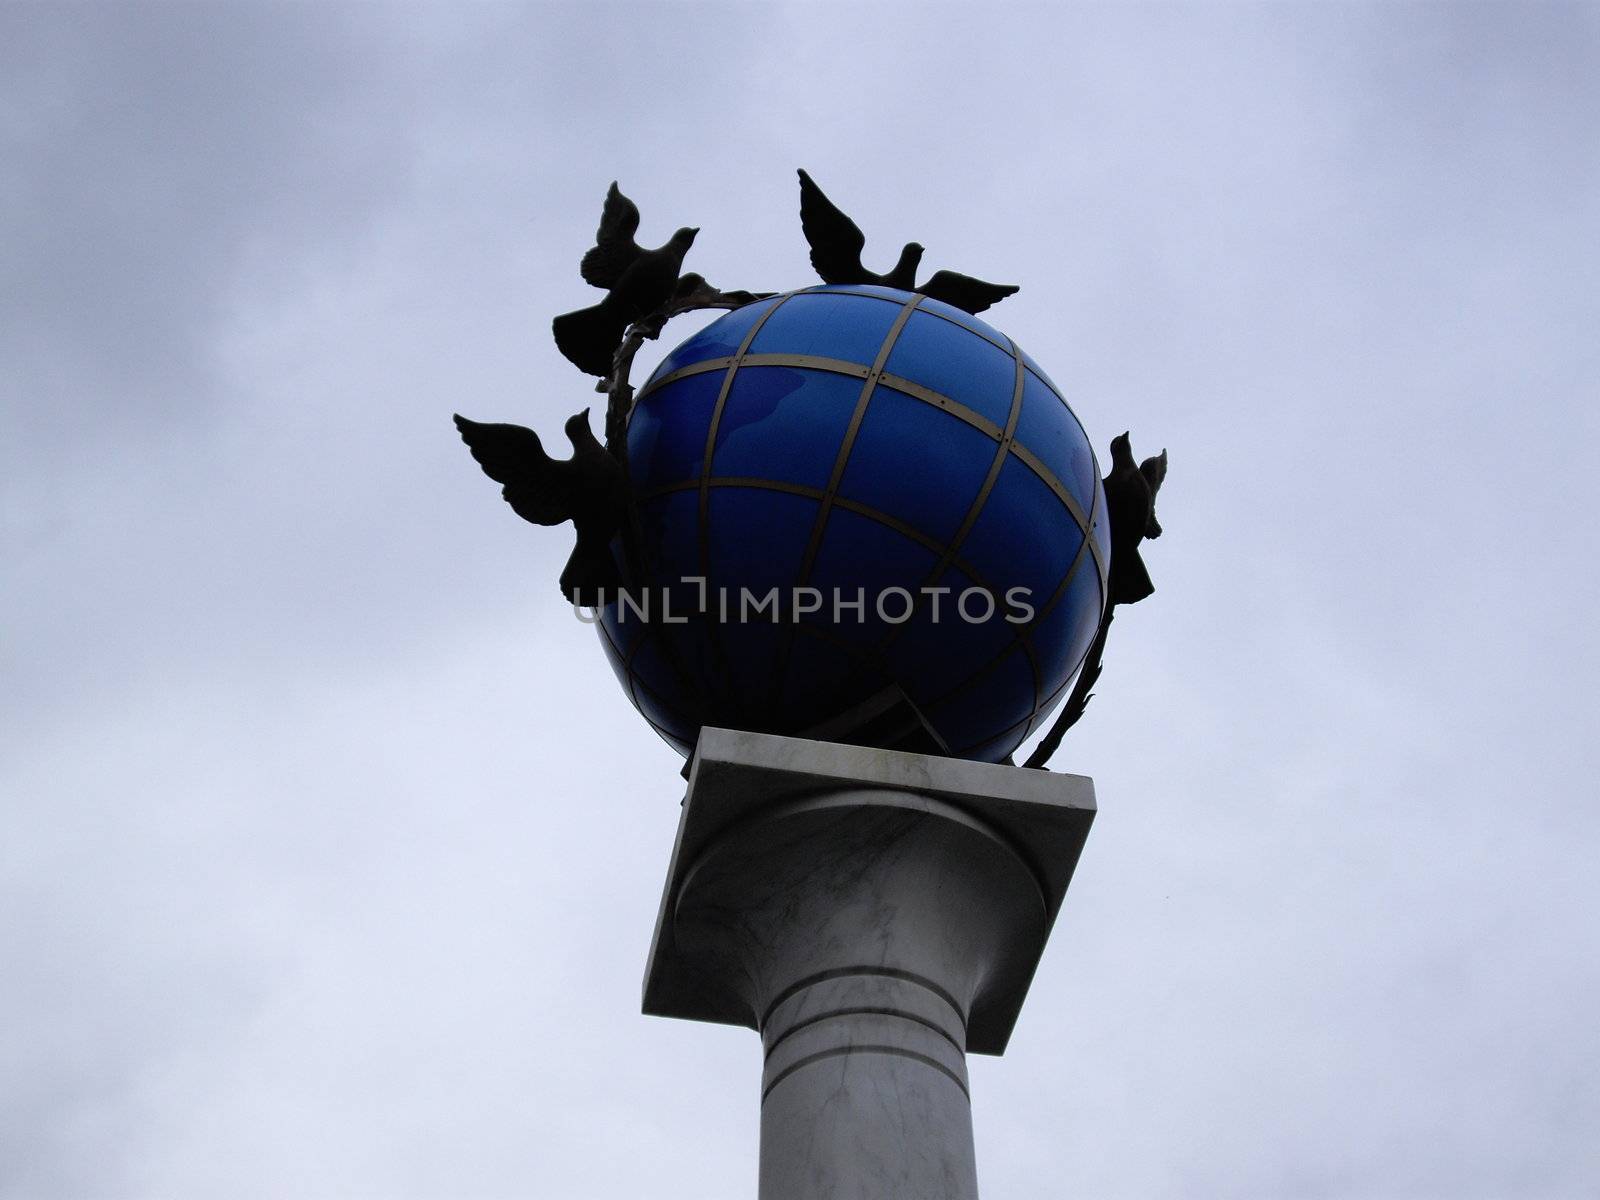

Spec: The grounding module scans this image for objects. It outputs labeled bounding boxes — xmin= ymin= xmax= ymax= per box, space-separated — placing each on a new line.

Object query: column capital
xmin=642 ymin=728 xmax=1095 ymax=1055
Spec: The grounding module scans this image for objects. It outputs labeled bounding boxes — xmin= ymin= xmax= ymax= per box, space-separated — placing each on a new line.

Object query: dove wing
xmin=453 ymin=414 xmax=577 ymax=526
xmin=579 ymin=182 xmax=643 ymax=289
xmin=1139 ymin=450 xmax=1168 ymax=496
xmin=797 ymin=169 xmax=867 ymax=283
xmin=1139 ymin=451 xmax=1167 ymax=538
xmin=916 ymin=271 xmax=1020 ymax=315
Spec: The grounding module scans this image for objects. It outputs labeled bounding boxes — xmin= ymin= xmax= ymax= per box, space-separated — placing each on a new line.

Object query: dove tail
xmin=1107 ymin=548 xmax=1155 ymax=607
xmin=552 ymin=298 xmax=628 ymax=377
xmin=559 ymin=538 xmax=625 ymax=608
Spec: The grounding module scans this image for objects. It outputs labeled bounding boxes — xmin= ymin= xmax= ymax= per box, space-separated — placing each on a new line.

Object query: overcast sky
xmin=3 ymin=3 xmax=1598 ymax=1197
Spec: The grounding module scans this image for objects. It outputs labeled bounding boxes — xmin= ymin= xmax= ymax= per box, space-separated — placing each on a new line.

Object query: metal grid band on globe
xmin=608 ymin=534 xmax=703 ymax=746
xmin=623 ymin=291 xmax=1026 ymax=751
xmin=967 ymin=656 xmax=1085 ymax=757
xmin=634 ymin=476 xmax=1013 ymax=596
xmin=595 ymin=614 xmax=691 ymax=754
xmin=612 ymin=609 xmax=1026 ymax=757
xmin=639 ymin=348 xmax=1107 ymax=593
xmin=801 ymin=284 xmax=1015 ymax=355
xmin=613 ymin=502 xmax=715 ymax=743
xmin=692 ymin=292 xmax=797 ymax=696
xmin=610 ymin=586 xmax=1069 ymax=762
xmin=606 ymin=595 xmax=743 ymax=757
xmin=624 ymin=285 xmax=1021 ymax=410
xmin=853 ymin=395 xmax=1102 ymax=753
xmin=932 ymin=511 xmax=1101 ymax=754
xmin=697 ymin=295 xmax=796 ymax=577
xmin=995 ymin=517 xmax=1107 ymax=755
xmin=619 ymin=471 xmax=1057 ymax=752
xmin=796 ymin=294 xmax=927 ymax=582
xmin=838 ymin=336 xmax=1105 ymax=754
xmin=844 ymin=332 xmax=1038 ymax=716
xmin=609 ymin=494 xmax=1088 ymax=759
xmin=768 ymin=293 xmax=928 ymax=707
xmin=609 ymin=477 xmax=1014 ymax=751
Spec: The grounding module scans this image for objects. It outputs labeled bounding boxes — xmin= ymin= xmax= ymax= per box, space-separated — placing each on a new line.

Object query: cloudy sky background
xmin=4 ymin=3 xmax=1598 ymax=1197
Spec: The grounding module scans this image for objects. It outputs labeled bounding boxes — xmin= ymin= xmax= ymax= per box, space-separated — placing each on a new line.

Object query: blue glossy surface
xmin=594 ymin=615 xmax=633 ymax=693
xmin=964 ymin=723 xmax=1033 ymax=764
xmin=712 ymin=367 xmax=858 ymax=491
xmin=803 ymin=507 xmax=940 ymax=650
xmin=960 ymin=456 xmax=1083 ymax=608
xmin=706 ymin=486 xmax=818 ymax=596
xmin=837 ymin=384 xmax=995 ymax=544
xmin=643 ymin=295 xmax=783 ymax=386
xmin=888 ymin=564 xmax=1023 ymax=700
xmin=627 ymin=370 xmax=722 ymax=491
xmin=654 ymin=617 xmax=726 ymax=713
xmin=1089 ymin=485 xmax=1111 ymax=594
xmin=1020 ymin=349 xmax=1065 ymax=397
xmin=1029 ymin=551 xmax=1102 ymax=694
xmin=779 ymin=629 xmax=889 ymax=729
xmin=633 ymin=490 xmax=700 ymax=588
xmin=706 ymin=486 xmax=817 ymax=707
xmin=1014 ymin=368 xmax=1099 ymax=514
xmin=1060 ymin=552 xmax=1105 ymax=678
xmin=912 ymin=293 xmax=1011 ymax=350
xmin=712 ymin=620 xmax=786 ymax=717
xmin=602 ymin=285 xmax=1105 ymax=762
xmin=927 ymin=645 xmax=1036 ymax=752
xmin=624 ymin=634 xmax=685 ymax=714
xmin=884 ymin=309 xmax=1017 ymax=428
xmin=597 ymin=578 xmax=648 ymax=655
xmin=748 ymin=291 xmax=903 ymax=364
xmin=628 ymin=667 xmax=696 ymax=756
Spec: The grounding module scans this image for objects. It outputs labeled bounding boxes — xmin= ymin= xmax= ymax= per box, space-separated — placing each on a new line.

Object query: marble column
xmin=643 ymin=729 xmax=1095 ymax=1200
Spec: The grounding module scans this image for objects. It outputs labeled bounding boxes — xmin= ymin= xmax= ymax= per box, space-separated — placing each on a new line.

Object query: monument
xmin=454 ymin=172 xmax=1167 ymax=1198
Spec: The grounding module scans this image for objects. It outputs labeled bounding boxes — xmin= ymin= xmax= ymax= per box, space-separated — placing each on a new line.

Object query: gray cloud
xmin=1 ymin=6 xmax=418 ymax=439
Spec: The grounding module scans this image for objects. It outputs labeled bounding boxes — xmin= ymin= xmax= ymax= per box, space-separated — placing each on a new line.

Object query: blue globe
xmin=594 ymin=284 xmax=1109 ymax=763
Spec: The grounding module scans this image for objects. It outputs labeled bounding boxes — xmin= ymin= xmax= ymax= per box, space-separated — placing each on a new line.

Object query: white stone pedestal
xmin=643 ymin=729 xmax=1095 ymax=1200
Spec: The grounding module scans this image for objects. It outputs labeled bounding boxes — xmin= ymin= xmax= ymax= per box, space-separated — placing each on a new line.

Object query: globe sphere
xmin=594 ymin=284 xmax=1109 ymax=763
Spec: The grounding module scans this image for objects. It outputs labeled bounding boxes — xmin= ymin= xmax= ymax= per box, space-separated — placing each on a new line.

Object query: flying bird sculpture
xmin=452 ymin=409 xmax=629 ymax=607
xmin=1103 ymin=432 xmax=1167 ymax=607
xmin=552 ymin=182 xmax=699 ymax=376
xmin=796 ymin=168 xmax=1019 ymax=314
xmin=1023 ymin=433 xmax=1168 ymax=769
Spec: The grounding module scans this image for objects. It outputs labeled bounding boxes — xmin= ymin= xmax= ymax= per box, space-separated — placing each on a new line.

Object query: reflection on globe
xmin=594 ymin=284 xmax=1109 ymax=763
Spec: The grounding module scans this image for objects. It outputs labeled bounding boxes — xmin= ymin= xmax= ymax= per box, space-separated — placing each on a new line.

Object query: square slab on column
xmin=643 ymin=728 xmax=1096 ymax=1055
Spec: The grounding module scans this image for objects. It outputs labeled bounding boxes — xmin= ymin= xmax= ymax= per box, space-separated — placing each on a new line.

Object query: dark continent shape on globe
xmin=594 ymin=284 xmax=1110 ymax=764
